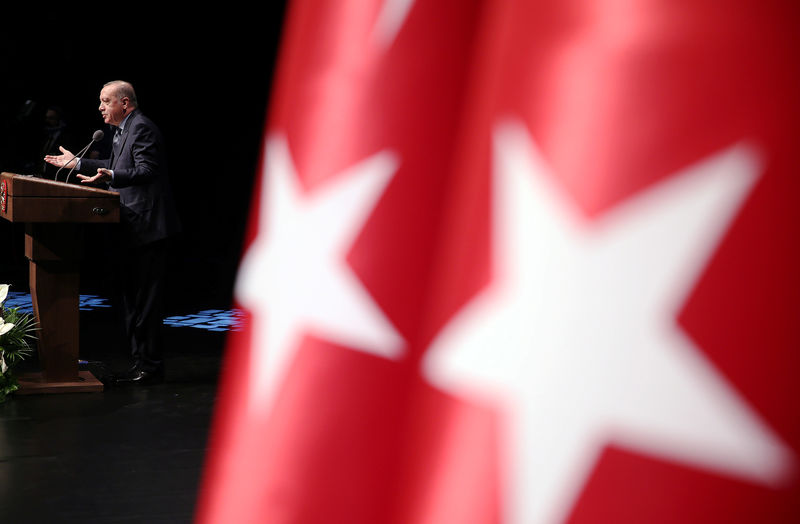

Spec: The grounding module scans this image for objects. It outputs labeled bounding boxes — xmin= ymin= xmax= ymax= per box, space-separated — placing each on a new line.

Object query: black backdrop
xmin=0 ymin=5 xmax=287 ymax=310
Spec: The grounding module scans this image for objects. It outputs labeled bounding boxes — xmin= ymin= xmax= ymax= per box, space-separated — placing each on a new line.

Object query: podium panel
xmin=1 ymin=172 xmax=120 ymax=393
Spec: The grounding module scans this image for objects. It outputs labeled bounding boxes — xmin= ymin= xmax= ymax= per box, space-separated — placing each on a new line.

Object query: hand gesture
xmin=77 ymin=168 xmax=113 ymax=184
xmin=44 ymin=146 xmax=77 ymax=168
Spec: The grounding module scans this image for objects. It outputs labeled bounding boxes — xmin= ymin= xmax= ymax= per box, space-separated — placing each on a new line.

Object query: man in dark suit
xmin=45 ymin=80 xmax=181 ymax=384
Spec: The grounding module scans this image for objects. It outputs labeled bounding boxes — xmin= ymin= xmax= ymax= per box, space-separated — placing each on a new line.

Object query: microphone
xmin=55 ymin=130 xmax=105 ymax=183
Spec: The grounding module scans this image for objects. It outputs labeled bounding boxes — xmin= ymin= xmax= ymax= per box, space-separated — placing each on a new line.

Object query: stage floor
xmin=0 ymin=288 xmax=231 ymax=523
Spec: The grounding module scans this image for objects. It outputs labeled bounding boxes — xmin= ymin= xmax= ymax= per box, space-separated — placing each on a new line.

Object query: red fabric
xmin=196 ymin=1 xmax=800 ymax=522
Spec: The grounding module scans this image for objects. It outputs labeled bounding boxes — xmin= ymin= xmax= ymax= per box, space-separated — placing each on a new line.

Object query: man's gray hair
xmin=104 ymin=80 xmax=138 ymax=107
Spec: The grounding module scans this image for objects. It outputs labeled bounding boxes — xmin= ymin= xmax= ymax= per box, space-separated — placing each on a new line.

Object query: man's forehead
xmin=100 ymin=87 xmax=118 ymax=100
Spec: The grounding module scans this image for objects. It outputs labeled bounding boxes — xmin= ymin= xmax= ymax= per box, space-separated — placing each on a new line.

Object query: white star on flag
xmin=424 ymin=120 xmax=794 ymax=524
xmin=236 ymin=135 xmax=405 ymax=412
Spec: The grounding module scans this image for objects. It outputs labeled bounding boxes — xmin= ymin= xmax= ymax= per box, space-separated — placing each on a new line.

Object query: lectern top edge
xmin=1 ymin=172 xmax=119 ymax=197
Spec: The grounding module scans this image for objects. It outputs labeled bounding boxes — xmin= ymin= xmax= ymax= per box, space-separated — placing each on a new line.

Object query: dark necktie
xmin=111 ymin=127 xmax=122 ymax=166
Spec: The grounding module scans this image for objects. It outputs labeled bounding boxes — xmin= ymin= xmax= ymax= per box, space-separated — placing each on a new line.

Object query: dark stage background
xmin=0 ymin=5 xmax=288 ymax=309
xmin=0 ymin=8 xmax=289 ymax=521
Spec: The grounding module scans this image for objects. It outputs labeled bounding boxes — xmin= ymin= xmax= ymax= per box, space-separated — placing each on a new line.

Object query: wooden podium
xmin=1 ymin=172 xmax=120 ymax=393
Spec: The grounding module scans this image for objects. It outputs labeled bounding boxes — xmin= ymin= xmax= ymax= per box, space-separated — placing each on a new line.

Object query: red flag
xmin=197 ymin=1 xmax=800 ymax=523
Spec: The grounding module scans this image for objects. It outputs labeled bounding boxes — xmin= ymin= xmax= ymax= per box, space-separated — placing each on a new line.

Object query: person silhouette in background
xmin=27 ymin=105 xmax=75 ymax=179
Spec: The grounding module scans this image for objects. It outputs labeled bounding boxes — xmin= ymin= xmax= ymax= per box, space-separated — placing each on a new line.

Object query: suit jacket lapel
xmin=111 ymin=111 xmax=136 ymax=170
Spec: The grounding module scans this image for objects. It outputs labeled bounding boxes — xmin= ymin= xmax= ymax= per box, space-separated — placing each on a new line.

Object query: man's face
xmin=98 ymin=86 xmax=127 ymax=126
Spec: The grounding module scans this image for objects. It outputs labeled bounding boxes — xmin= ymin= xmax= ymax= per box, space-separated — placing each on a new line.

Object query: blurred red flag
xmin=196 ymin=1 xmax=800 ymax=523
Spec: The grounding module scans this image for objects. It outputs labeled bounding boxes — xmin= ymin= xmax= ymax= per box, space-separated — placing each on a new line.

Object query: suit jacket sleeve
xmin=78 ymin=157 xmax=109 ymax=173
